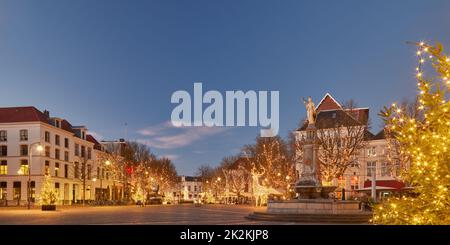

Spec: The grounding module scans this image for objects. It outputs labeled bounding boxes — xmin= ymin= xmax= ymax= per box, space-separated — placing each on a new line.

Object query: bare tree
xmin=314 ymin=101 xmax=368 ymax=183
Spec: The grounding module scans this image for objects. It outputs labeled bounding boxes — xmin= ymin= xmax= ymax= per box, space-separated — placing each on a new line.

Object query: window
xmin=55 ymin=162 xmax=59 ymax=177
xmin=188 ymin=186 xmax=191 ymax=191
xmin=45 ymin=161 xmax=50 ymax=175
xmin=0 ymin=146 xmax=7 ymax=156
xmin=81 ymin=146 xmax=85 ymax=158
xmin=0 ymin=160 xmax=7 ymax=175
xmin=75 ymin=144 xmax=79 ymax=156
xmin=64 ymin=164 xmax=68 ymax=178
xmin=81 ymin=131 xmax=85 ymax=140
xmin=101 ymin=168 xmax=105 ymax=179
xmin=55 ymin=135 xmax=60 ymax=146
xmin=0 ymin=182 xmax=6 ymax=200
xmin=87 ymin=147 xmax=92 ymax=159
xmin=19 ymin=159 xmax=29 ymax=175
xmin=97 ymin=167 xmax=100 ymax=179
xmin=87 ymin=164 xmax=91 ymax=180
xmin=45 ymin=146 xmax=50 ymax=157
xmin=351 ymin=182 xmax=359 ymax=190
xmin=350 ymin=161 xmax=359 ymax=168
xmin=13 ymin=182 xmax=21 ymax=200
xmin=0 ymin=131 xmax=6 ymax=142
xmin=194 ymin=186 xmax=197 ymax=192
xmin=64 ymin=151 xmax=69 ymax=162
xmin=367 ymin=161 xmax=376 ymax=177
xmin=394 ymin=160 xmax=401 ymax=176
xmin=20 ymin=130 xmax=28 ymax=141
xmin=20 ymin=145 xmax=28 ymax=156
xmin=55 ymin=120 xmax=60 ymax=128
xmin=64 ymin=138 xmax=69 ymax=148
xmin=381 ymin=162 xmax=389 ymax=176
xmin=30 ymin=181 xmax=36 ymax=202
xmin=74 ymin=162 xmax=79 ymax=178
xmin=45 ymin=131 xmax=50 ymax=143
xmin=367 ymin=147 xmax=376 ymax=157
xmin=54 ymin=183 xmax=60 ymax=199
xmin=55 ymin=149 xmax=60 ymax=160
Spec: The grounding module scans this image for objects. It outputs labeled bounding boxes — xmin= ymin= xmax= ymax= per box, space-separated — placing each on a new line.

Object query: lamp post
xmin=28 ymin=142 xmax=43 ymax=209
xmin=92 ymin=178 xmax=97 ymax=201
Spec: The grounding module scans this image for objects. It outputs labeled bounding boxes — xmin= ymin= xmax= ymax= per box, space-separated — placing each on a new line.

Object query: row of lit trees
xmin=197 ymin=136 xmax=297 ymax=203
xmin=100 ymin=141 xmax=178 ymax=203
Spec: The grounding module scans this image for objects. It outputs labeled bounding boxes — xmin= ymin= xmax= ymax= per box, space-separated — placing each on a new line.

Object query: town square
xmin=0 ymin=0 xmax=449 ymax=237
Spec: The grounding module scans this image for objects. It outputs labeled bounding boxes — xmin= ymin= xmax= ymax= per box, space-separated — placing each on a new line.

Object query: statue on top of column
xmin=303 ymin=96 xmax=316 ymax=125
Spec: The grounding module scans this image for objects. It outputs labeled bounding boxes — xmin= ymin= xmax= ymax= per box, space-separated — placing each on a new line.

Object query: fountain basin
xmin=295 ymin=185 xmax=337 ymax=199
xmin=267 ymin=199 xmax=361 ymax=215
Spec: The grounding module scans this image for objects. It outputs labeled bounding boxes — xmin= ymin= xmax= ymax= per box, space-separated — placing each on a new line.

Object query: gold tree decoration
xmin=373 ymin=42 xmax=450 ymax=224
xmin=39 ymin=174 xmax=58 ymax=205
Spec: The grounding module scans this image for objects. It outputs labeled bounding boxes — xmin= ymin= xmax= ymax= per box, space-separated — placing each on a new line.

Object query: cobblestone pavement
xmin=0 ymin=204 xmax=294 ymax=225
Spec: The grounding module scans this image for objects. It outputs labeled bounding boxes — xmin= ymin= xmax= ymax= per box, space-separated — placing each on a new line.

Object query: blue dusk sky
xmin=1 ymin=0 xmax=449 ymax=175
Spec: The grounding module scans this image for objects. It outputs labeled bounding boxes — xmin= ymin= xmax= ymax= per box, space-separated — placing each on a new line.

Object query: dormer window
xmin=82 ymin=131 xmax=85 ymax=140
xmin=55 ymin=120 xmax=60 ymax=128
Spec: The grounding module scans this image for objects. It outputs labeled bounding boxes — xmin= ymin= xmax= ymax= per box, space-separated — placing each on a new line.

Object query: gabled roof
xmin=316 ymin=93 xmax=342 ymax=111
xmin=297 ymin=93 xmax=369 ymax=131
xmin=0 ymin=106 xmax=50 ymax=124
xmin=298 ymin=109 xmax=364 ymax=130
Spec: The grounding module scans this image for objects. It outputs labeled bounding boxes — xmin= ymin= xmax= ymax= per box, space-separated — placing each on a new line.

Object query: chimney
xmin=43 ymin=110 xmax=50 ymax=118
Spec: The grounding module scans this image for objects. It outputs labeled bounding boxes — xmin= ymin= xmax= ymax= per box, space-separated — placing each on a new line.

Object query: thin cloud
xmin=137 ymin=121 xmax=230 ymax=149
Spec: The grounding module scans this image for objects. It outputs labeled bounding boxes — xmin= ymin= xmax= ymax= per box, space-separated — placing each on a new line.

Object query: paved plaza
xmin=0 ymin=204 xmax=291 ymax=225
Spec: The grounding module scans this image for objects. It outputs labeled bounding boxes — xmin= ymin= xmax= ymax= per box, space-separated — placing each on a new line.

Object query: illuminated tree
xmin=242 ymin=136 xmax=294 ymax=195
xmin=39 ymin=175 xmax=58 ymax=205
xmin=132 ymin=182 xmax=144 ymax=204
xmin=373 ymin=42 xmax=450 ymax=225
xmin=315 ymin=102 xmax=368 ymax=184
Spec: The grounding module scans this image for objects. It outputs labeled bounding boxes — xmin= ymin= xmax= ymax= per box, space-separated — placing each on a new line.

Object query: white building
xmin=0 ymin=106 xmax=122 ymax=206
xmin=295 ymin=94 xmax=406 ymax=200
xmin=176 ymin=176 xmax=202 ymax=203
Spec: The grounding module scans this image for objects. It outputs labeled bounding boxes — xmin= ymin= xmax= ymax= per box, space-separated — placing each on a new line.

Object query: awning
xmin=362 ymin=180 xmax=406 ymax=190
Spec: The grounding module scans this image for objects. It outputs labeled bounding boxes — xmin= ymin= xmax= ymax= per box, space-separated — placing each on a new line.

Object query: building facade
xmin=176 ymin=176 xmax=202 ymax=203
xmin=0 ymin=106 xmax=122 ymax=206
xmin=295 ymin=94 xmax=406 ymax=200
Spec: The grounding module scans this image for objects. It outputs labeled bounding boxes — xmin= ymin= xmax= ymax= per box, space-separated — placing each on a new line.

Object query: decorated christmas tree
xmin=132 ymin=183 xmax=145 ymax=204
xmin=373 ymin=42 xmax=450 ymax=224
xmin=39 ymin=175 xmax=58 ymax=205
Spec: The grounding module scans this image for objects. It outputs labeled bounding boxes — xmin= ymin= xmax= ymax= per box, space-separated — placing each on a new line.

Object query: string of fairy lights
xmin=372 ymin=41 xmax=450 ymax=224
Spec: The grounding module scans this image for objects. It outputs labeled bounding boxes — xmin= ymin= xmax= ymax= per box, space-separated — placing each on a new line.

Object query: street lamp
xmin=28 ymin=142 xmax=43 ymax=209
